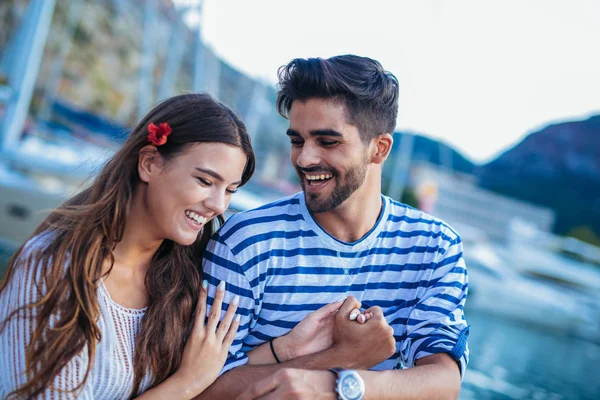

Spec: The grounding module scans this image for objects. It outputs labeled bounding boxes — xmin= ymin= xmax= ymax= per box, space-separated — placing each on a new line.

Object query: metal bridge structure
xmin=0 ymin=0 xmax=270 ymax=180
xmin=0 ymin=0 xmax=274 ymax=252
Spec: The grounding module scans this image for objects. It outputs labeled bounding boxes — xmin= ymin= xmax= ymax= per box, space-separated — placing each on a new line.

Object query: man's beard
xmin=300 ymin=158 xmax=368 ymax=214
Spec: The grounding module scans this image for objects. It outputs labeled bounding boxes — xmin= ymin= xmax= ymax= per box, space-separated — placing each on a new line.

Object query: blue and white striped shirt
xmin=203 ymin=192 xmax=469 ymax=376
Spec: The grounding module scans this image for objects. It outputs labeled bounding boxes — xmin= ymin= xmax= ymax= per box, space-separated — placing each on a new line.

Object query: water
xmin=461 ymin=309 xmax=600 ymax=399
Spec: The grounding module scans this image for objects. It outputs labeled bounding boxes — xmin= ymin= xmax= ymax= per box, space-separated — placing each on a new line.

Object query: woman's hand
xmin=273 ymin=298 xmax=375 ymax=363
xmin=172 ymin=280 xmax=241 ymax=396
xmin=273 ymin=300 xmax=342 ymax=362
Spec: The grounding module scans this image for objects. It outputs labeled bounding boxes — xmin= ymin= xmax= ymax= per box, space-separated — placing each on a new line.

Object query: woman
xmin=0 ymin=93 xmax=339 ymax=399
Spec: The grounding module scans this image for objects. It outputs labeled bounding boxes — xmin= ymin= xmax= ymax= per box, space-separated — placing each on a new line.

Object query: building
xmin=407 ymin=161 xmax=556 ymax=243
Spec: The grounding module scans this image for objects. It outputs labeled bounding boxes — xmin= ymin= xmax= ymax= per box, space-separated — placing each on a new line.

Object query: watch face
xmin=340 ymin=373 xmax=364 ymax=400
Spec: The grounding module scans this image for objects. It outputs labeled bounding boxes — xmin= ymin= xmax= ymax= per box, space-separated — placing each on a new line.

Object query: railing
xmin=561 ymin=236 xmax=600 ymax=265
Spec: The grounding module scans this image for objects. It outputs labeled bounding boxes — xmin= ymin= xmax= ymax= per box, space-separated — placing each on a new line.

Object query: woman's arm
xmin=135 ymin=280 xmax=240 ymax=400
xmin=246 ymin=300 xmax=343 ymax=365
xmin=0 ymin=250 xmax=95 ymax=399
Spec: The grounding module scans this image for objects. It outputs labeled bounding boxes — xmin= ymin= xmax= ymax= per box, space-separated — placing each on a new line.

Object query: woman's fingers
xmin=223 ymin=314 xmax=241 ymax=348
xmin=199 ymin=279 xmax=240 ymax=345
xmin=195 ymin=280 xmax=209 ymax=333
xmin=314 ymin=300 xmax=344 ymax=317
xmin=357 ymin=312 xmax=373 ymax=324
xmin=303 ymin=300 xmax=344 ymax=325
xmin=217 ymin=294 xmax=240 ymax=342
xmin=355 ymin=306 xmax=383 ymax=323
xmin=207 ymin=280 xmax=226 ymax=332
xmin=349 ymin=308 xmax=361 ymax=321
xmin=363 ymin=306 xmax=384 ymax=319
xmin=338 ymin=296 xmax=361 ymax=320
xmin=350 ymin=308 xmax=373 ymax=323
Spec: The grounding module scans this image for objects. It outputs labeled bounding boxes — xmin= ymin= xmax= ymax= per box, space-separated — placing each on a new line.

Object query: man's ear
xmin=371 ymin=133 xmax=394 ymax=164
xmin=138 ymin=145 xmax=162 ymax=183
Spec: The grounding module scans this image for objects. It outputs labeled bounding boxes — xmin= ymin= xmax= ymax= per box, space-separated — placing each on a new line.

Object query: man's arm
xmin=195 ymin=297 xmax=397 ymax=399
xmin=398 ymin=234 xmax=470 ymax=378
xmin=195 ymin=347 xmax=352 ymax=399
xmin=360 ymin=353 xmax=461 ymax=400
xmin=236 ymin=353 xmax=461 ymax=400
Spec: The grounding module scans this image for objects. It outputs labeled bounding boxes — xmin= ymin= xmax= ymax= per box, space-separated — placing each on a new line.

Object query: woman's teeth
xmin=185 ymin=210 xmax=207 ymax=225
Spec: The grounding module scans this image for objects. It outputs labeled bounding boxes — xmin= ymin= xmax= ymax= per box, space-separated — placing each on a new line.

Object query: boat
xmin=464 ymin=238 xmax=600 ymax=343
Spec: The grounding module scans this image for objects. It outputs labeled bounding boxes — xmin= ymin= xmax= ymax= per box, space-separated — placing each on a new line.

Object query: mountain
xmin=391 ymin=132 xmax=475 ymax=174
xmin=476 ymin=115 xmax=600 ymax=239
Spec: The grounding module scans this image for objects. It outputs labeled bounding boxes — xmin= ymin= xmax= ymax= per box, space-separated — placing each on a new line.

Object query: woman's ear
xmin=138 ymin=145 xmax=162 ymax=183
xmin=371 ymin=133 xmax=394 ymax=164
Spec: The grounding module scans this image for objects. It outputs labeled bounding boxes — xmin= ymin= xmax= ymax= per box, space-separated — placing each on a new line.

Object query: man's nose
xmin=296 ymin=144 xmax=321 ymax=168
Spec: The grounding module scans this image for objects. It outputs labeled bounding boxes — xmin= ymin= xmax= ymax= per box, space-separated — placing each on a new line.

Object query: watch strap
xmin=328 ymin=368 xmax=343 ymax=400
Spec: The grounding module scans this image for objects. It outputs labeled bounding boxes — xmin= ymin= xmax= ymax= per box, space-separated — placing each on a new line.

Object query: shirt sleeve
xmin=400 ymin=237 xmax=470 ymax=377
xmin=0 ymin=241 xmax=95 ymax=399
xmin=202 ymin=234 xmax=259 ymax=375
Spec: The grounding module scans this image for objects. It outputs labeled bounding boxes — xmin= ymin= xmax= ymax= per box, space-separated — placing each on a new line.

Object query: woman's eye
xmin=197 ymin=178 xmax=211 ymax=186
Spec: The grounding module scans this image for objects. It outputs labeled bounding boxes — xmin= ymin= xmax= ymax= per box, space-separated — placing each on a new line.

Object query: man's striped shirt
xmin=203 ymin=192 xmax=469 ymax=376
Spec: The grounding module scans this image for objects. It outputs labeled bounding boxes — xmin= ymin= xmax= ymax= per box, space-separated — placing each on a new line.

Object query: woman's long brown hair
xmin=0 ymin=93 xmax=255 ymax=398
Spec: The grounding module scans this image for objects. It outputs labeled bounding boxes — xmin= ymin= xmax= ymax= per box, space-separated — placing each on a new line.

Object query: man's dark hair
xmin=276 ymin=54 xmax=399 ymax=141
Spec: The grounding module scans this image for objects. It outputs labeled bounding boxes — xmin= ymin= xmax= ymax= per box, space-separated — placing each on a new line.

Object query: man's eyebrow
xmin=310 ymin=129 xmax=343 ymax=137
xmin=286 ymin=129 xmax=343 ymax=137
xmin=195 ymin=167 xmax=242 ymax=186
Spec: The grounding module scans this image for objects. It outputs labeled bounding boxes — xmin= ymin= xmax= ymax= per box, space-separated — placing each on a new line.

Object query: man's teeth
xmin=185 ymin=211 xmax=207 ymax=225
xmin=305 ymin=173 xmax=333 ymax=181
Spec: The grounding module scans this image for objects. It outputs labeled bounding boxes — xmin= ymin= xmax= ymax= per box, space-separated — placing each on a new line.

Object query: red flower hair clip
xmin=147 ymin=122 xmax=172 ymax=146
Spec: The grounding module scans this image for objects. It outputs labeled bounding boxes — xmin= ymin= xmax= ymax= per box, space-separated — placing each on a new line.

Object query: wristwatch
xmin=329 ymin=368 xmax=365 ymax=400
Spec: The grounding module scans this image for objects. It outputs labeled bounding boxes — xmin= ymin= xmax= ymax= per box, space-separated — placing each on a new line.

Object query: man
xmin=200 ymin=55 xmax=469 ymax=399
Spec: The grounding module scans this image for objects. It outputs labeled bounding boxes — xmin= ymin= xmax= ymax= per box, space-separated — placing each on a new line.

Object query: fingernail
xmin=218 ymin=280 xmax=226 ymax=291
xmin=202 ymin=280 xmax=208 ymax=289
xmin=358 ymin=314 xmax=365 ymax=323
xmin=349 ymin=309 xmax=359 ymax=321
xmin=235 ymin=314 xmax=241 ymax=322
xmin=232 ymin=295 xmax=240 ymax=305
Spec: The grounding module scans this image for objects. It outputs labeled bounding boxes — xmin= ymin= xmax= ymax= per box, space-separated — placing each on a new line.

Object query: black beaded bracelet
xmin=269 ymin=338 xmax=281 ymax=363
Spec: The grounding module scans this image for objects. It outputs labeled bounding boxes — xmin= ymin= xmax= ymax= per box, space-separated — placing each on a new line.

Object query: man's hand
xmin=235 ymin=369 xmax=336 ymax=400
xmin=331 ymin=296 xmax=396 ymax=369
xmin=275 ymin=300 xmax=343 ymax=361
xmin=276 ymin=297 xmax=373 ymax=361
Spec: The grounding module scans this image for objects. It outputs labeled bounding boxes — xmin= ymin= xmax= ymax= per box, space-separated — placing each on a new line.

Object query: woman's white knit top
xmin=0 ymin=234 xmax=153 ymax=399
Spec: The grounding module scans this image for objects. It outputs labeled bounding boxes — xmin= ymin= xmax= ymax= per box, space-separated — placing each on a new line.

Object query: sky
xmin=180 ymin=0 xmax=600 ymax=163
